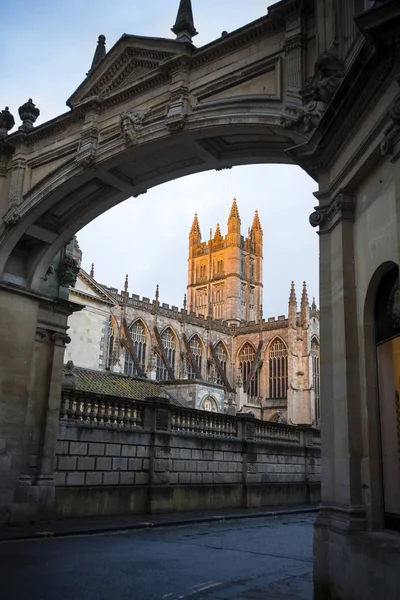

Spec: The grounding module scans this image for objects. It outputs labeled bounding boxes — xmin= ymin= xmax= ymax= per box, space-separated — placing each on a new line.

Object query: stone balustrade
xmin=60 ymin=391 xmax=145 ymax=430
xmin=171 ymin=407 xmax=238 ymax=438
xmin=254 ymin=421 xmax=302 ymax=445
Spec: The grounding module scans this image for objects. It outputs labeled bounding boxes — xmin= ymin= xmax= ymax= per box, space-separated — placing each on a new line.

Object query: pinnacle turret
xmin=214 ymin=223 xmax=223 ymax=242
xmin=251 ymin=210 xmax=262 ymax=232
xmin=190 ymin=213 xmax=201 ymax=235
xmin=301 ymin=281 xmax=309 ymax=306
xmin=289 ymin=281 xmax=297 ymax=304
xmin=87 ymin=35 xmax=106 ymax=76
xmin=172 ymin=0 xmax=198 ymax=43
xmin=228 ymin=198 xmax=241 ymax=223
xmin=90 ymin=263 xmax=95 ymax=278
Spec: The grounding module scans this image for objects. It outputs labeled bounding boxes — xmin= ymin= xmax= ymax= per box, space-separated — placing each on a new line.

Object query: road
xmin=0 ymin=513 xmax=315 ymax=600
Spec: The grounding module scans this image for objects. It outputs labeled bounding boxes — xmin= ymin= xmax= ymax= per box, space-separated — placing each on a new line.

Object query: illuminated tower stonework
xmin=187 ymin=199 xmax=263 ymax=325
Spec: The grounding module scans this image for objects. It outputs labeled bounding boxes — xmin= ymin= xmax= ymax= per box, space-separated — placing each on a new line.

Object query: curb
xmin=0 ymin=506 xmax=319 ymax=542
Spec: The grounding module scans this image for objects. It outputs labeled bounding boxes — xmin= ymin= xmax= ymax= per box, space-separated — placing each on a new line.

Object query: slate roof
xmin=71 ymin=367 xmax=171 ymax=402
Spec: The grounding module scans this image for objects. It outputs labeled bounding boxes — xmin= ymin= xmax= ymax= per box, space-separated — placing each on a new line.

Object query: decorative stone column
xmin=311 ymin=193 xmax=365 ymax=524
xmin=5 ymin=290 xmax=82 ymax=523
xmin=310 ymin=192 xmax=366 ymax=596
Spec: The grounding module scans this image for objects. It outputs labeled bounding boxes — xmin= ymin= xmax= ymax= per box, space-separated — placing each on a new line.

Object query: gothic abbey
xmin=65 ymin=199 xmax=320 ymax=425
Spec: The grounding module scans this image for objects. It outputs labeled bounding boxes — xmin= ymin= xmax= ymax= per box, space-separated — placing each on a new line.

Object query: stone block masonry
xmin=55 ymin=392 xmax=321 ymax=518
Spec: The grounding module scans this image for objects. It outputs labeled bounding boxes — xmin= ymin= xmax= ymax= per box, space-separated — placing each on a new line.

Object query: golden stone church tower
xmin=187 ymin=200 xmax=263 ymax=325
xmin=65 ymin=199 xmax=320 ymax=426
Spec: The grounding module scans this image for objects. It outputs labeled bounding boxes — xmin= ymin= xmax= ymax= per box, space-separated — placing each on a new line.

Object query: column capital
xmin=309 ymin=192 xmax=356 ymax=234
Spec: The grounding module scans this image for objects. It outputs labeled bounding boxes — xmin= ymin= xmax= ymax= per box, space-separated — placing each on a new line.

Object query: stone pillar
xmin=0 ymin=281 xmax=82 ymax=523
xmin=310 ymin=193 xmax=366 ymax=596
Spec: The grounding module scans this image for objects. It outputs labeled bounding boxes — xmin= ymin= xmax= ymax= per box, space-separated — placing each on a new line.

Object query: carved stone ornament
xmin=62 ymin=360 xmax=77 ymax=390
xmin=52 ymin=332 xmax=72 ymax=346
xmin=309 ymin=210 xmax=325 ymax=228
xmin=309 ymin=193 xmax=355 ymax=229
xmin=0 ymin=107 xmax=15 ymax=138
xmin=58 ymin=255 xmax=80 ymax=288
xmin=18 ymin=99 xmax=40 ymax=132
xmin=281 ymin=51 xmax=344 ymax=134
xmin=119 ymin=108 xmax=150 ymax=146
xmin=3 ymin=205 xmax=21 ymax=225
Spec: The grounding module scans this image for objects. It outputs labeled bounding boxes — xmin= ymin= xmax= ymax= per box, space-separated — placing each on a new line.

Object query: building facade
xmin=65 ymin=200 xmax=320 ymax=425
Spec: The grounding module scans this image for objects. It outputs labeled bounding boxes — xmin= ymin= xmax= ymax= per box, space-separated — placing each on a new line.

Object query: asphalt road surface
xmin=0 ymin=513 xmax=315 ymax=600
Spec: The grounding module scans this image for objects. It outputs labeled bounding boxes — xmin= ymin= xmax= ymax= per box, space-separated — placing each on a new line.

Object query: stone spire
xmin=155 ymin=284 xmax=159 ymax=302
xmin=87 ymin=35 xmax=106 ymax=76
xmin=301 ymin=281 xmax=309 ymax=326
xmin=288 ymin=281 xmax=297 ymax=328
xmin=289 ymin=281 xmax=297 ymax=305
xmin=251 ymin=210 xmax=262 ymax=232
xmin=171 ymin=0 xmax=198 ymax=43
xmin=90 ymin=263 xmax=95 ymax=278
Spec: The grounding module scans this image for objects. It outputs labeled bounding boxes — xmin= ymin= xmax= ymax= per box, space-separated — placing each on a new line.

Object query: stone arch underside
xmin=0 ymin=120 xmax=307 ymax=291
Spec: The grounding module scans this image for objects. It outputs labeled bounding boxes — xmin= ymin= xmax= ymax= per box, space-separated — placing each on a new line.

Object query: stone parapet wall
xmin=55 ymin=392 xmax=321 ymax=518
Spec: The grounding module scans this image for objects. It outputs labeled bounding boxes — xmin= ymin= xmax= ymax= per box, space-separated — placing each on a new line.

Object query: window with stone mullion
xmin=239 ymin=343 xmax=260 ymax=398
xmin=188 ymin=335 xmax=202 ymax=380
xmin=268 ymin=339 xmax=288 ymax=399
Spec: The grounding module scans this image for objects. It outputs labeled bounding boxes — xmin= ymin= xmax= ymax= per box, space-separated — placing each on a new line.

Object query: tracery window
xmin=311 ymin=338 xmax=320 ymax=422
xmin=217 ymin=260 xmax=224 ymax=275
xmin=187 ymin=335 xmax=203 ymax=379
xmin=106 ymin=319 xmax=115 ymax=370
xmin=124 ymin=320 xmax=147 ymax=377
xmin=268 ymin=338 xmax=288 ymax=398
xmin=250 ymin=259 xmax=254 ymax=279
xmin=156 ymin=327 xmax=176 ymax=381
xmin=214 ymin=342 xmax=228 ymax=386
xmin=239 ymin=342 xmax=260 ymax=398
xmin=196 ymin=288 xmax=207 ymax=315
xmin=213 ymin=286 xmax=224 ymax=319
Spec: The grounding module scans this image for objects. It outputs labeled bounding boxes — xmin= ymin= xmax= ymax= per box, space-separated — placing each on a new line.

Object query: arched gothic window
xmin=124 ymin=320 xmax=147 ymax=376
xmin=106 ymin=319 xmax=115 ymax=370
xmin=239 ymin=343 xmax=260 ymax=398
xmin=187 ymin=335 xmax=203 ymax=380
xmin=156 ymin=328 xmax=176 ymax=381
xmin=269 ymin=338 xmax=288 ymax=399
xmin=214 ymin=342 xmax=228 ymax=386
xmin=311 ymin=338 xmax=320 ymax=423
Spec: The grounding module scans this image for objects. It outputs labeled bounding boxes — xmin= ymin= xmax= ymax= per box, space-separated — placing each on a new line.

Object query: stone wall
xmin=55 ymin=392 xmax=321 ymax=518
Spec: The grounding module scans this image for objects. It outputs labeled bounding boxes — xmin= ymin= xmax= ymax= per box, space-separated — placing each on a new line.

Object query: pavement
xmin=0 ymin=504 xmax=318 ymax=541
xmin=0 ymin=510 xmax=317 ymax=600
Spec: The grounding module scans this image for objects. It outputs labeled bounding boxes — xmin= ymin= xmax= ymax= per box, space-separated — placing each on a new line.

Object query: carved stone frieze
xmin=119 ymin=108 xmax=150 ymax=146
xmin=309 ymin=193 xmax=356 ymax=232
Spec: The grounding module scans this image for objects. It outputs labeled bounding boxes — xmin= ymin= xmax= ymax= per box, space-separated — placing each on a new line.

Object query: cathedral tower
xmin=187 ymin=199 xmax=263 ymax=325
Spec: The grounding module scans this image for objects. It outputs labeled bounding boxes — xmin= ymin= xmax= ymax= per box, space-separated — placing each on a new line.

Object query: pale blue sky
xmin=2 ymin=1 xmax=319 ymax=316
